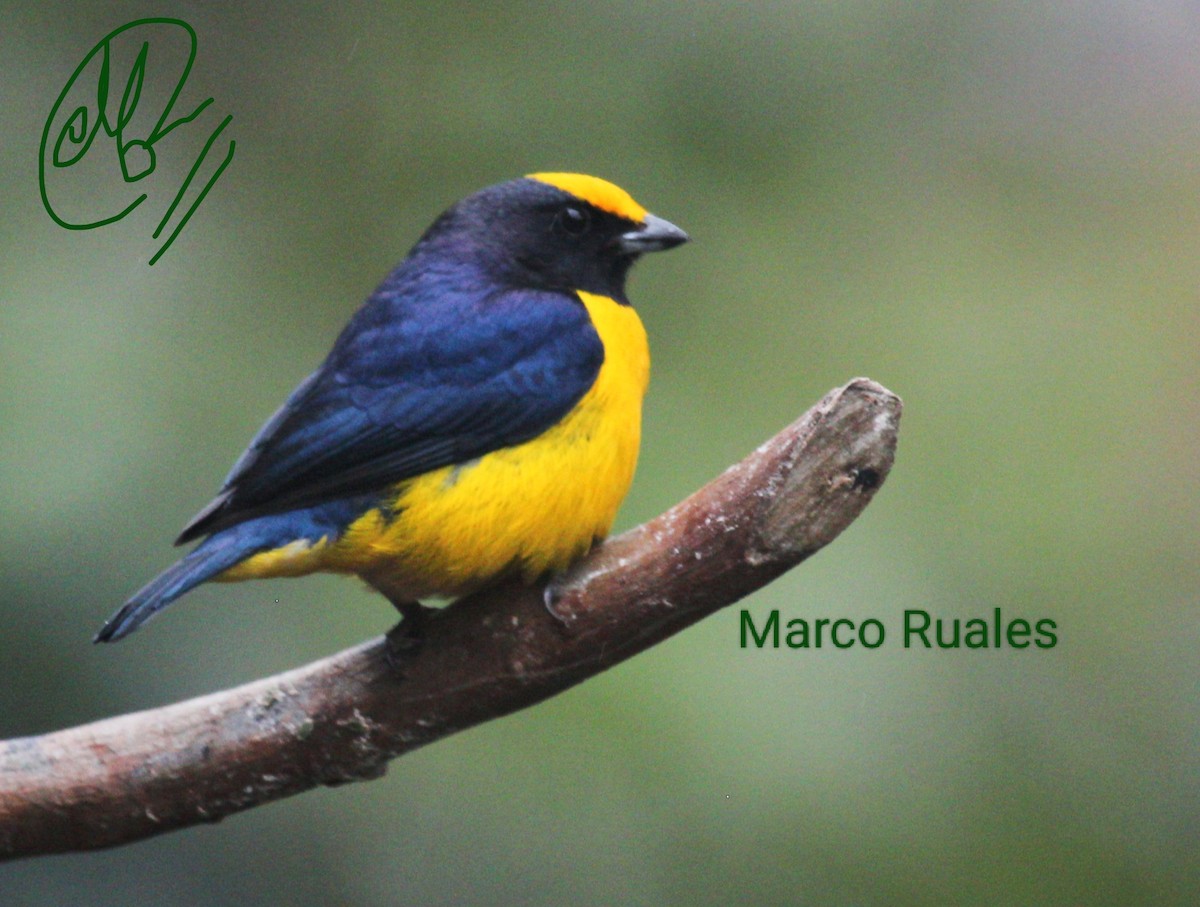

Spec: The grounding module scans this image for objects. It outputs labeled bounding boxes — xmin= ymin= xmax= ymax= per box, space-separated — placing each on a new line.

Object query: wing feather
xmin=177 ymin=285 xmax=603 ymax=543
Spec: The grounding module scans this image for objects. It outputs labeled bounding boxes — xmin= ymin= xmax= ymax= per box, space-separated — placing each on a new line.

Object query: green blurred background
xmin=3 ymin=2 xmax=1197 ymax=904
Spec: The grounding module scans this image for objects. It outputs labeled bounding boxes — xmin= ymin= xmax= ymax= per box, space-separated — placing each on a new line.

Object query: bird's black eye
xmin=555 ymin=205 xmax=590 ymax=237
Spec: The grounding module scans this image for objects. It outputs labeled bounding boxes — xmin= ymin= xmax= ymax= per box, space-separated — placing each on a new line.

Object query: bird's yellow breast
xmin=227 ymin=291 xmax=650 ymax=598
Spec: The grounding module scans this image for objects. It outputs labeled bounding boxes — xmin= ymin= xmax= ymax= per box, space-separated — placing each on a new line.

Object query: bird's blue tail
xmin=94 ymin=534 xmax=265 ymax=643
xmin=98 ymin=498 xmax=370 ymax=643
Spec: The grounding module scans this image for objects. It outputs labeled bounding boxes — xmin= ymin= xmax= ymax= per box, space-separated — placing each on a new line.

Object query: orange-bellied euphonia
xmin=96 ymin=173 xmax=687 ymax=642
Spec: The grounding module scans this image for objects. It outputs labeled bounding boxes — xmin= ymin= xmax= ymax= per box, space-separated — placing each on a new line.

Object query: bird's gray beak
xmin=618 ymin=213 xmax=690 ymax=254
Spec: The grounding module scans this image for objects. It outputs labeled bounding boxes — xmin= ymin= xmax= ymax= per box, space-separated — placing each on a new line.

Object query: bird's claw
xmin=542 ymin=580 xmax=572 ymax=627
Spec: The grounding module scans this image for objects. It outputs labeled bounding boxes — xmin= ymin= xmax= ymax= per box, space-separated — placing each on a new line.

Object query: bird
xmin=95 ymin=172 xmax=688 ymax=643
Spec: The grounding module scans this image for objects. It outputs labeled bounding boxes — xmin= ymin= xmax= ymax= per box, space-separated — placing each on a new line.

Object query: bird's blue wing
xmin=177 ymin=284 xmax=603 ymax=543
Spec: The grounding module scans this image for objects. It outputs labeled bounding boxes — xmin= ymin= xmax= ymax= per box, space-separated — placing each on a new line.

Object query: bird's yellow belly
xmin=223 ymin=291 xmax=649 ymax=600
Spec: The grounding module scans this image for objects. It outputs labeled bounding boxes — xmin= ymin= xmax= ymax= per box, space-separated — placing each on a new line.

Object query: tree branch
xmin=0 ymin=378 xmax=901 ymax=861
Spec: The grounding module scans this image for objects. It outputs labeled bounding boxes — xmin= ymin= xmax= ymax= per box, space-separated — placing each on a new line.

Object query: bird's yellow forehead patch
xmin=527 ymin=172 xmax=648 ymax=224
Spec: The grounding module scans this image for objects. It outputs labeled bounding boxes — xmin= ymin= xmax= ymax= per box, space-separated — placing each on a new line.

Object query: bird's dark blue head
xmin=407 ymin=173 xmax=689 ymax=304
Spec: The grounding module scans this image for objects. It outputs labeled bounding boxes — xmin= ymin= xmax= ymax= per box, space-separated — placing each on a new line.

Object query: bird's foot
xmin=542 ymin=578 xmax=572 ymax=628
xmin=383 ymin=600 xmax=435 ymax=675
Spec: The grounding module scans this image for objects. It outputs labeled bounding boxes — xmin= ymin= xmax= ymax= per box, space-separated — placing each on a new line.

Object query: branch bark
xmin=0 ymin=378 xmax=901 ymax=860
